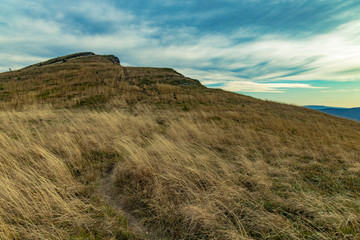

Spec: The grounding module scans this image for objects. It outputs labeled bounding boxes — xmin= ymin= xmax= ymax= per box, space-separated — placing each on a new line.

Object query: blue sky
xmin=1 ymin=0 xmax=360 ymax=107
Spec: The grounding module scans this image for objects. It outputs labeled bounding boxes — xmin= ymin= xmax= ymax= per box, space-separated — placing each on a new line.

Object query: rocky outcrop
xmin=36 ymin=52 xmax=96 ymax=67
xmin=104 ymin=55 xmax=120 ymax=64
xmin=23 ymin=52 xmax=121 ymax=69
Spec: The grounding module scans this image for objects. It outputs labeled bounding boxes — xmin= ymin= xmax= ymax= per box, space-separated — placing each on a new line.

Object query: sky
xmin=1 ymin=0 xmax=360 ymax=107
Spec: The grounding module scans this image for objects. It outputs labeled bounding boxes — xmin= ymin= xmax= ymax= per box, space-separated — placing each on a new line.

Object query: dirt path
xmin=96 ymin=171 xmax=159 ymax=240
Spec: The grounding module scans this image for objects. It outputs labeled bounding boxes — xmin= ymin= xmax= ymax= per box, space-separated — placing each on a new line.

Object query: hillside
xmin=305 ymin=105 xmax=360 ymax=122
xmin=0 ymin=53 xmax=360 ymax=240
xmin=0 ymin=52 xmax=202 ymax=109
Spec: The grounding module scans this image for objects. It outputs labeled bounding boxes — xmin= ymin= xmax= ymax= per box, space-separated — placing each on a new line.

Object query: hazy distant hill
xmin=305 ymin=105 xmax=360 ymax=121
xmin=1 ymin=53 xmax=360 ymax=240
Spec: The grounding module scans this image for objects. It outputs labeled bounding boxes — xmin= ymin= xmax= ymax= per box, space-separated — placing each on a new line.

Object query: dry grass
xmin=0 ymin=55 xmax=202 ymax=110
xmin=110 ymin=104 xmax=360 ymax=239
xmin=0 ymin=107 xmax=136 ymax=239
xmin=0 ymin=54 xmax=359 ymax=239
xmin=1 ymin=103 xmax=359 ymax=239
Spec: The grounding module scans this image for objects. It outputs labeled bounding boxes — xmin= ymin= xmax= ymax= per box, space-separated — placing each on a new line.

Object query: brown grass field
xmin=0 ymin=53 xmax=359 ymax=239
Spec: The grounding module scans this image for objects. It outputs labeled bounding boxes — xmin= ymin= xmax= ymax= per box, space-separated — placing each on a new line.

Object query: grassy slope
xmin=0 ymin=54 xmax=202 ymax=110
xmin=0 ymin=54 xmax=359 ymax=239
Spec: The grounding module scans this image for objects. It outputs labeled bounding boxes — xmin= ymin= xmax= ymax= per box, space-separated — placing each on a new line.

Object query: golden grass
xmin=0 ymin=107 xmax=135 ymax=239
xmin=0 ymin=102 xmax=359 ymax=239
xmin=0 ymin=55 xmax=202 ymax=110
xmin=0 ymin=54 xmax=359 ymax=239
xmin=110 ymin=104 xmax=360 ymax=239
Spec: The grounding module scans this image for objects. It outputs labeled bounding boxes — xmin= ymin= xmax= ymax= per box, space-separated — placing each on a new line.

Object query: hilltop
xmin=0 ymin=53 xmax=359 ymax=239
xmin=0 ymin=52 xmax=203 ymax=109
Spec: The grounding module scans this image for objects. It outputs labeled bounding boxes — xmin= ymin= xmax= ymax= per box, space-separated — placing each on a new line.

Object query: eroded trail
xmin=96 ymin=170 xmax=159 ymax=240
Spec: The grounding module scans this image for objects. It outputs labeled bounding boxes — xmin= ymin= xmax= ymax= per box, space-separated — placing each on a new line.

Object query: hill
xmin=1 ymin=53 xmax=360 ymax=239
xmin=304 ymin=105 xmax=348 ymax=110
xmin=0 ymin=52 xmax=202 ymax=109
xmin=305 ymin=105 xmax=360 ymax=121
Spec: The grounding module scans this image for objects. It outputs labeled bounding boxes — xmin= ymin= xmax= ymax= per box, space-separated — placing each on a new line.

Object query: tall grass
xmin=111 ymin=105 xmax=360 ymax=239
xmin=0 ymin=102 xmax=358 ymax=239
xmin=0 ymin=107 xmax=134 ymax=239
xmin=0 ymin=55 xmax=359 ymax=239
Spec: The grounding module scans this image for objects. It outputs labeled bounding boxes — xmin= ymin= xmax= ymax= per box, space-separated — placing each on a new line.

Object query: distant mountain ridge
xmin=305 ymin=105 xmax=360 ymax=121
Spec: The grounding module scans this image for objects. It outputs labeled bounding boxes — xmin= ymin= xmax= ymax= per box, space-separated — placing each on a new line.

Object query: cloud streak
xmin=0 ymin=0 xmax=360 ymax=99
xmin=220 ymin=81 xmax=325 ymax=93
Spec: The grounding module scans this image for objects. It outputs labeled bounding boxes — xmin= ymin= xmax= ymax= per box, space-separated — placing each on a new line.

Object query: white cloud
xmin=0 ymin=53 xmax=46 ymax=71
xmin=228 ymin=20 xmax=360 ymax=82
xmin=175 ymin=69 xmax=324 ymax=93
xmin=66 ymin=1 xmax=134 ymax=23
xmin=321 ymin=89 xmax=360 ymax=93
xmin=1 ymin=1 xmax=360 ymax=95
xmin=212 ymin=81 xmax=324 ymax=93
xmin=0 ymin=53 xmax=45 ymax=63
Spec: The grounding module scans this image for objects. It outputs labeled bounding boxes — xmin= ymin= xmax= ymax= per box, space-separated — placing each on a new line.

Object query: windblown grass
xmin=1 ymin=101 xmax=359 ymax=239
xmin=0 ymin=54 xmax=359 ymax=239
xmin=0 ymin=107 xmax=135 ymax=239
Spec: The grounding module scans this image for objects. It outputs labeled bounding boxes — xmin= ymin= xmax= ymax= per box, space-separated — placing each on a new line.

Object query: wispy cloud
xmin=0 ymin=0 xmax=360 ymax=100
xmin=218 ymin=81 xmax=325 ymax=93
xmin=176 ymin=68 xmax=325 ymax=93
xmin=321 ymin=89 xmax=360 ymax=93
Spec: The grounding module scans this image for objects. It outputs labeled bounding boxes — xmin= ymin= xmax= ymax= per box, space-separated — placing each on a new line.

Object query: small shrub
xmin=182 ymin=104 xmax=190 ymax=111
